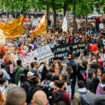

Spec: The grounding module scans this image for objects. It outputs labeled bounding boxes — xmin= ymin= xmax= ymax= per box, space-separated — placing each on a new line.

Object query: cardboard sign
xmin=21 ymin=52 xmax=35 ymax=65
xmin=34 ymin=45 xmax=54 ymax=63
xmin=103 ymin=40 xmax=105 ymax=45
xmin=99 ymin=23 xmax=104 ymax=29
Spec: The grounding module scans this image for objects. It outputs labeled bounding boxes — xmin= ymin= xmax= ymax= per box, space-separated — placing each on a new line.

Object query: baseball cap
xmin=27 ymin=72 xmax=34 ymax=77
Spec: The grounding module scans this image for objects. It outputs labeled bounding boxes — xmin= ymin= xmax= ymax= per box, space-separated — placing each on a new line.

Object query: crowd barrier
xmin=51 ymin=42 xmax=88 ymax=60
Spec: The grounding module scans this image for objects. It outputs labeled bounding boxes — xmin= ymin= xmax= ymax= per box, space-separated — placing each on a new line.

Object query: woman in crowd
xmin=59 ymin=74 xmax=68 ymax=90
xmin=77 ymin=53 xmax=88 ymax=82
xmin=97 ymin=52 xmax=104 ymax=70
xmin=66 ymin=66 xmax=74 ymax=85
xmin=96 ymin=74 xmax=105 ymax=95
xmin=51 ymin=60 xmax=63 ymax=75
xmin=90 ymin=68 xmax=102 ymax=93
xmin=86 ymin=71 xmax=95 ymax=91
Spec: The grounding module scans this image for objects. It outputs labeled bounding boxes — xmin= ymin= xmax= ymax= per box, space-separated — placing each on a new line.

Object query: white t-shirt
xmin=0 ymin=87 xmax=6 ymax=96
xmin=37 ymin=64 xmax=44 ymax=79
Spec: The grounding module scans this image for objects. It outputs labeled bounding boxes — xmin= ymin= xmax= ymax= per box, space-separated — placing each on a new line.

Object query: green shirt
xmin=13 ymin=66 xmax=24 ymax=85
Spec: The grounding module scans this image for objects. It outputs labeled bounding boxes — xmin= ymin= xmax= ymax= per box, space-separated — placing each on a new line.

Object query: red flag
xmin=23 ymin=16 xmax=31 ymax=22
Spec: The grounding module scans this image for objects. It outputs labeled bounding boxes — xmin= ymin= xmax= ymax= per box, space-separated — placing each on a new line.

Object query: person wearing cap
xmin=21 ymin=71 xmax=35 ymax=103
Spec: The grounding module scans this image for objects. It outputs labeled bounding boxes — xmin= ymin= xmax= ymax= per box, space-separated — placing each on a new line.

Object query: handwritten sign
xmin=34 ymin=45 xmax=54 ymax=63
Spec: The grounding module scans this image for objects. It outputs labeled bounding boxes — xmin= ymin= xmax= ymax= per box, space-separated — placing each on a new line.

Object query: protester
xmin=67 ymin=54 xmax=77 ymax=99
xmin=95 ymin=16 xmax=100 ymax=32
xmin=21 ymin=71 xmax=34 ymax=102
xmin=5 ymin=87 xmax=27 ymax=105
xmin=86 ymin=71 xmax=95 ymax=91
xmin=13 ymin=59 xmax=24 ymax=85
xmin=0 ymin=13 xmax=104 ymax=105
xmin=51 ymin=60 xmax=63 ymax=75
xmin=77 ymin=53 xmax=88 ymax=82
xmin=52 ymin=80 xmax=71 ymax=105
xmin=31 ymin=90 xmax=48 ymax=105
xmin=74 ymin=81 xmax=87 ymax=105
xmin=89 ymin=68 xmax=101 ymax=93
xmin=0 ymin=63 xmax=10 ymax=84
xmin=96 ymin=74 xmax=105 ymax=95
xmin=27 ymin=75 xmax=42 ymax=104
xmin=94 ymin=94 xmax=105 ymax=105
xmin=74 ymin=80 xmax=96 ymax=105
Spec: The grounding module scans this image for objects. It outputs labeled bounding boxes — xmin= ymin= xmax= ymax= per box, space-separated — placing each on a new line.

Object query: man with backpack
xmin=74 ymin=81 xmax=96 ymax=105
xmin=21 ymin=71 xmax=35 ymax=103
xmin=13 ymin=59 xmax=24 ymax=85
xmin=52 ymin=80 xmax=71 ymax=105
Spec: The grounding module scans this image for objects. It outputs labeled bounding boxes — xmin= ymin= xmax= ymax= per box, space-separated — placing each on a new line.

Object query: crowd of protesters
xmin=0 ymin=15 xmax=105 ymax=105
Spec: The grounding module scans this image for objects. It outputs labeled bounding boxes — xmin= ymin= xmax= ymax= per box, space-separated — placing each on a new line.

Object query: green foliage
xmin=0 ymin=0 xmax=38 ymax=12
xmin=0 ymin=0 xmax=104 ymax=15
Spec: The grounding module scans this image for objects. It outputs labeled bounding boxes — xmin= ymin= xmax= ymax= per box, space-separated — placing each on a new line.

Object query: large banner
xmin=51 ymin=42 xmax=88 ymax=60
xmin=0 ymin=15 xmax=23 ymax=38
xmin=21 ymin=43 xmax=88 ymax=65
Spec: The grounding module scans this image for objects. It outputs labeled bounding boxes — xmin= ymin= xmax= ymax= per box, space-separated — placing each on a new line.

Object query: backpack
xmin=10 ymin=66 xmax=20 ymax=83
xmin=41 ymin=81 xmax=53 ymax=100
xmin=78 ymin=91 xmax=91 ymax=105
xmin=53 ymin=90 xmax=65 ymax=104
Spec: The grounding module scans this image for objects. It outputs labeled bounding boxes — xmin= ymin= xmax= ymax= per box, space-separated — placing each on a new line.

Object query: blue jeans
xmin=71 ymin=77 xmax=76 ymax=98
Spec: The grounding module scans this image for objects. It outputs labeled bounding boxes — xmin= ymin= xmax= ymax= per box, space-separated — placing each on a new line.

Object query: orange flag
xmin=31 ymin=14 xmax=47 ymax=37
xmin=0 ymin=15 xmax=24 ymax=38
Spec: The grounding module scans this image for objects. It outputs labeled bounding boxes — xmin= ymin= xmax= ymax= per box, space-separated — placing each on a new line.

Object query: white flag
xmin=62 ymin=15 xmax=68 ymax=32
xmin=0 ymin=29 xmax=5 ymax=44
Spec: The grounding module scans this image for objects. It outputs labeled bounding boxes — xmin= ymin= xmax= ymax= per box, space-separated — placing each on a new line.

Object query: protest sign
xmin=51 ymin=42 xmax=88 ymax=60
xmin=34 ymin=45 xmax=54 ymax=63
xmin=103 ymin=40 xmax=105 ymax=45
xmin=21 ymin=52 xmax=35 ymax=66
xmin=99 ymin=23 xmax=104 ymax=29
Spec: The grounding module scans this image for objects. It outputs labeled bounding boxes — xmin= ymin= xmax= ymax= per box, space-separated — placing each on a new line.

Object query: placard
xmin=21 ymin=52 xmax=35 ymax=65
xmin=35 ymin=45 xmax=54 ymax=63
xmin=21 ymin=46 xmax=54 ymax=65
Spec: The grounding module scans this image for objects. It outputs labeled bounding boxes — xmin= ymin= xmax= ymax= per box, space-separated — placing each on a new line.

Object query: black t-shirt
xmin=27 ymin=86 xmax=42 ymax=103
xmin=67 ymin=51 xmax=72 ymax=57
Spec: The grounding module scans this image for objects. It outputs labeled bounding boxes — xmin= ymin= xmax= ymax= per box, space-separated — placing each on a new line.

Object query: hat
xmin=27 ymin=72 xmax=34 ymax=77
xmin=46 ymin=73 xmax=52 ymax=80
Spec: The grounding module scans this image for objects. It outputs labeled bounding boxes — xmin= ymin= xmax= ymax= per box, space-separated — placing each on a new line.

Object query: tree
xmin=0 ymin=0 xmax=37 ymax=13
xmin=94 ymin=0 xmax=105 ymax=13
xmin=76 ymin=0 xmax=94 ymax=22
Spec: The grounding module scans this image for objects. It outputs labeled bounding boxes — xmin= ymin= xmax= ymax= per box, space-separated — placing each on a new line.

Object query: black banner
xmin=51 ymin=42 xmax=88 ymax=60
